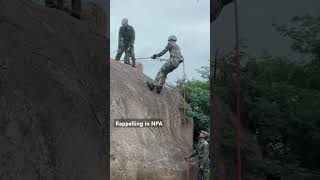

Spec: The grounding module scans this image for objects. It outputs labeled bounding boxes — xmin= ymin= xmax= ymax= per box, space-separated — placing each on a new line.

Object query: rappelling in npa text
xmin=114 ymin=119 xmax=164 ymax=128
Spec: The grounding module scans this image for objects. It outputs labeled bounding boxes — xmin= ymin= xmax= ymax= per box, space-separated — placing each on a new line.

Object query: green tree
xmin=215 ymin=15 xmax=320 ymax=179
xmin=175 ymin=66 xmax=210 ymax=141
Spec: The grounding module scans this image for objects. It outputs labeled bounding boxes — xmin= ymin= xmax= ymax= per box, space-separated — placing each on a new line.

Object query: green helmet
xmin=122 ymin=18 xmax=128 ymax=26
xmin=168 ymin=35 xmax=177 ymax=41
xmin=200 ymin=130 xmax=209 ymax=138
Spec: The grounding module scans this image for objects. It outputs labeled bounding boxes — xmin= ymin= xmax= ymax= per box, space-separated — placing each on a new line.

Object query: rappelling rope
xmin=181 ymin=61 xmax=190 ymax=180
xmin=234 ymin=0 xmax=242 ymax=180
xmin=115 ymin=57 xmax=168 ymax=62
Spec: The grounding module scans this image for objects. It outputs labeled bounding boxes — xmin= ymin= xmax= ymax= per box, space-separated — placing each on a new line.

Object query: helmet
xmin=200 ymin=130 xmax=209 ymax=138
xmin=168 ymin=35 xmax=177 ymax=41
xmin=122 ymin=18 xmax=128 ymax=26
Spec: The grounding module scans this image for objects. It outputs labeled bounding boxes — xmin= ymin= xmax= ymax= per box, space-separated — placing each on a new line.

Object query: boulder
xmin=0 ymin=0 xmax=108 ymax=179
xmin=110 ymin=60 xmax=194 ymax=180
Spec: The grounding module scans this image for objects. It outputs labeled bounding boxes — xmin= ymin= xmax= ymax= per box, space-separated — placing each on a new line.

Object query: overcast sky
xmin=110 ymin=0 xmax=210 ymax=83
xmin=213 ymin=0 xmax=320 ymax=60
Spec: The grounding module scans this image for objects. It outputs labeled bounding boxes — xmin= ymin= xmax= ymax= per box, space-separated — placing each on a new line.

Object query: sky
xmin=110 ymin=0 xmax=210 ymax=83
xmin=212 ymin=0 xmax=320 ymax=60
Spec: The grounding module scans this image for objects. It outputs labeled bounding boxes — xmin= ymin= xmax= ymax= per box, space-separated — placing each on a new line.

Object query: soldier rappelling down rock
xmin=147 ymin=35 xmax=184 ymax=93
xmin=115 ymin=18 xmax=136 ymax=67
xmin=185 ymin=130 xmax=210 ymax=180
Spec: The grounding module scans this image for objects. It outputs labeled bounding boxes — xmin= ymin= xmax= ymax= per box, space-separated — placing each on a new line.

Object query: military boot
xmin=156 ymin=85 xmax=162 ymax=94
xmin=147 ymin=80 xmax=155 ymax=91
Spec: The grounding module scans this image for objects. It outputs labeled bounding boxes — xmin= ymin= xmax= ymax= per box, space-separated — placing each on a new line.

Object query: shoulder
xmin=128 ymin=25 xmax=135 ymax=30
xmin=200 ymin=140 xmax=209 ymax=147
xmin=166 ymin=42 xmax=175 ymax=48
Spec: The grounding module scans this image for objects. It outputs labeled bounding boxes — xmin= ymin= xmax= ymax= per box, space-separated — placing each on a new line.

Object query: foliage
xmin=214 ymin=15 xmax=320 ymax=179
xmin=273 ymin=14 xmax=320 ymax=62
xmin=175 ymin=67 xmax=210 ymax=141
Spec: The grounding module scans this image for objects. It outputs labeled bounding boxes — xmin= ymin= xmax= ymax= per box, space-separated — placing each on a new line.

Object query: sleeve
xmin=118 ymin=27 xmax=122 ymax=47
xmin=198 ymin=142 xmax=209 ymax=159
xmin=203 ymin=143 xmax=209 ymax=158
xmin=189 ymin=145 xmax=198 ymax=158
xmin=156 ymin=43 xmax=172 ymax=57
xmin=131 ymin=27 xmax=135 ymax=45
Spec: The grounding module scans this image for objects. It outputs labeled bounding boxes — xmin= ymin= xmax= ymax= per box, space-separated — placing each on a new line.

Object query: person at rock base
xmin=185 ymin=130 xmax=210 ymax=180
xmin=115 ymin=18 xmax=136 ymax=67
xmin=147 ymin=35 xmax=184 ymax=93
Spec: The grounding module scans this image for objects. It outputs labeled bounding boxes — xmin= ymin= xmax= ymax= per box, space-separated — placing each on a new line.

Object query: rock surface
xmin=0 ymin=0 xmax=108 ymax=179
xmin=110 ymin=60 xmax=194 ymax=180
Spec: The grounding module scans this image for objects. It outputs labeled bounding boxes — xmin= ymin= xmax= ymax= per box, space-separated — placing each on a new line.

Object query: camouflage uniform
xmin=115 ymin=21 xmax=136 ymax=66
xmin=147 ymin=36 xmax=183 ymax=93
xmin=189 ymin=139 xmax=210 ymax=180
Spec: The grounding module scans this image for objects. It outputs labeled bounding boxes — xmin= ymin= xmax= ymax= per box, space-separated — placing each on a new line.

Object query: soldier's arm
xmin=203 ymin=142 xmax=209 ymax=158
xmin=156 ymin=43 xmax=172 ymax=57
xmin=118 ymin=27 xmax=122 ymax=48
xmin=131 ymin=27 xmax=135 ymax=45
xmin=188 ymin=146 xmax=198 ymax=158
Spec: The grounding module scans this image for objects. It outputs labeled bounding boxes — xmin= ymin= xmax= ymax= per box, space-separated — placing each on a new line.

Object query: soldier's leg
xmin=155 ymin=61 xmax=179 ymax=93
xmin=124 ymin=49 xmax=130 ymax=65
xmin=154 ymin=63 xmax=170 ymax=93
xmin=202 ymin=169 xmax=209 ymax=180
xmin=155 ymin=62 xmax=172 ymax=84
xmin=130 ymin=46 xmax=136 ymax=67
xmin=115 ymin=47 xmax=125 ymax=61
xmin=197 ymin=169 xmax=204 ymax=180
xmin=147 ymin=79 xmax=155 ymax=91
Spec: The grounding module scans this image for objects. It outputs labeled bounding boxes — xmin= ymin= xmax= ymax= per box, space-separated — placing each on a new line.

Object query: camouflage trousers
xmin=154 ymin=59 xmax=180 ymax=87
xmin=197 ymin=169 xmax=209 ymax=180
xmin=115 ymin=44 xmax=136 ymax=65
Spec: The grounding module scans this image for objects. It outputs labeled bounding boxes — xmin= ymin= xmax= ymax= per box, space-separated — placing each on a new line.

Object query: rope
xmin=181 ymin=61 xmax=190 ymax=180
xmin=115 ymin=57 xmax=168 ymax=62
xmin=234 ymin=0 xmax=242 ymax=180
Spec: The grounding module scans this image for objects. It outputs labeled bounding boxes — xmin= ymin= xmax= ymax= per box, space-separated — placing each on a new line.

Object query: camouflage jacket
xmin=189 ymin=139 xmax=210 ymax=169
xmin=118 ymin=25 xmax=135 ymax=45
xmin=156 ymin=41 xmax=183 ymax=63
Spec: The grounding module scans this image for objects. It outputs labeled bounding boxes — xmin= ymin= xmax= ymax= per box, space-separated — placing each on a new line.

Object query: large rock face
xmin=110 ymin=60 xmax=194 ymax=180
xmin=0 ymin=0 xmax=108 ymax=179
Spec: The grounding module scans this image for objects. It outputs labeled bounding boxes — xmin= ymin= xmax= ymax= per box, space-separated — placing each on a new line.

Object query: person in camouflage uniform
xmin=147 ymin=35 xmax=184 ymax=93
xmin=185 ymin=130 xmax=210 ymax=180
xmin=115 ymin=18 xmax=136 ymax=67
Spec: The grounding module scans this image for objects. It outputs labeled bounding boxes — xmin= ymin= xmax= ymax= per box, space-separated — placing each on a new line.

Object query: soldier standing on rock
xmin=147 ymin=35 xmax=184 ymax=93
xmin=115 ymin=18 xmax=136 ymax=67
xmin=185 ymin=130 xmax=210 ymax=180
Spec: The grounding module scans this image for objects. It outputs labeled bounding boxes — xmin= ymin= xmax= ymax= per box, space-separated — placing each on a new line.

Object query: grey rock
xmin=110 ymin=59 xmax=195 ymax=180
xmin=0 ymin=0 xmax=108 ymax=179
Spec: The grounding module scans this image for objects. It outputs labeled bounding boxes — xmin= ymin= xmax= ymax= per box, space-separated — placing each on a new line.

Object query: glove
xmin=151 ymin=54 xmax=157 ymax=59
